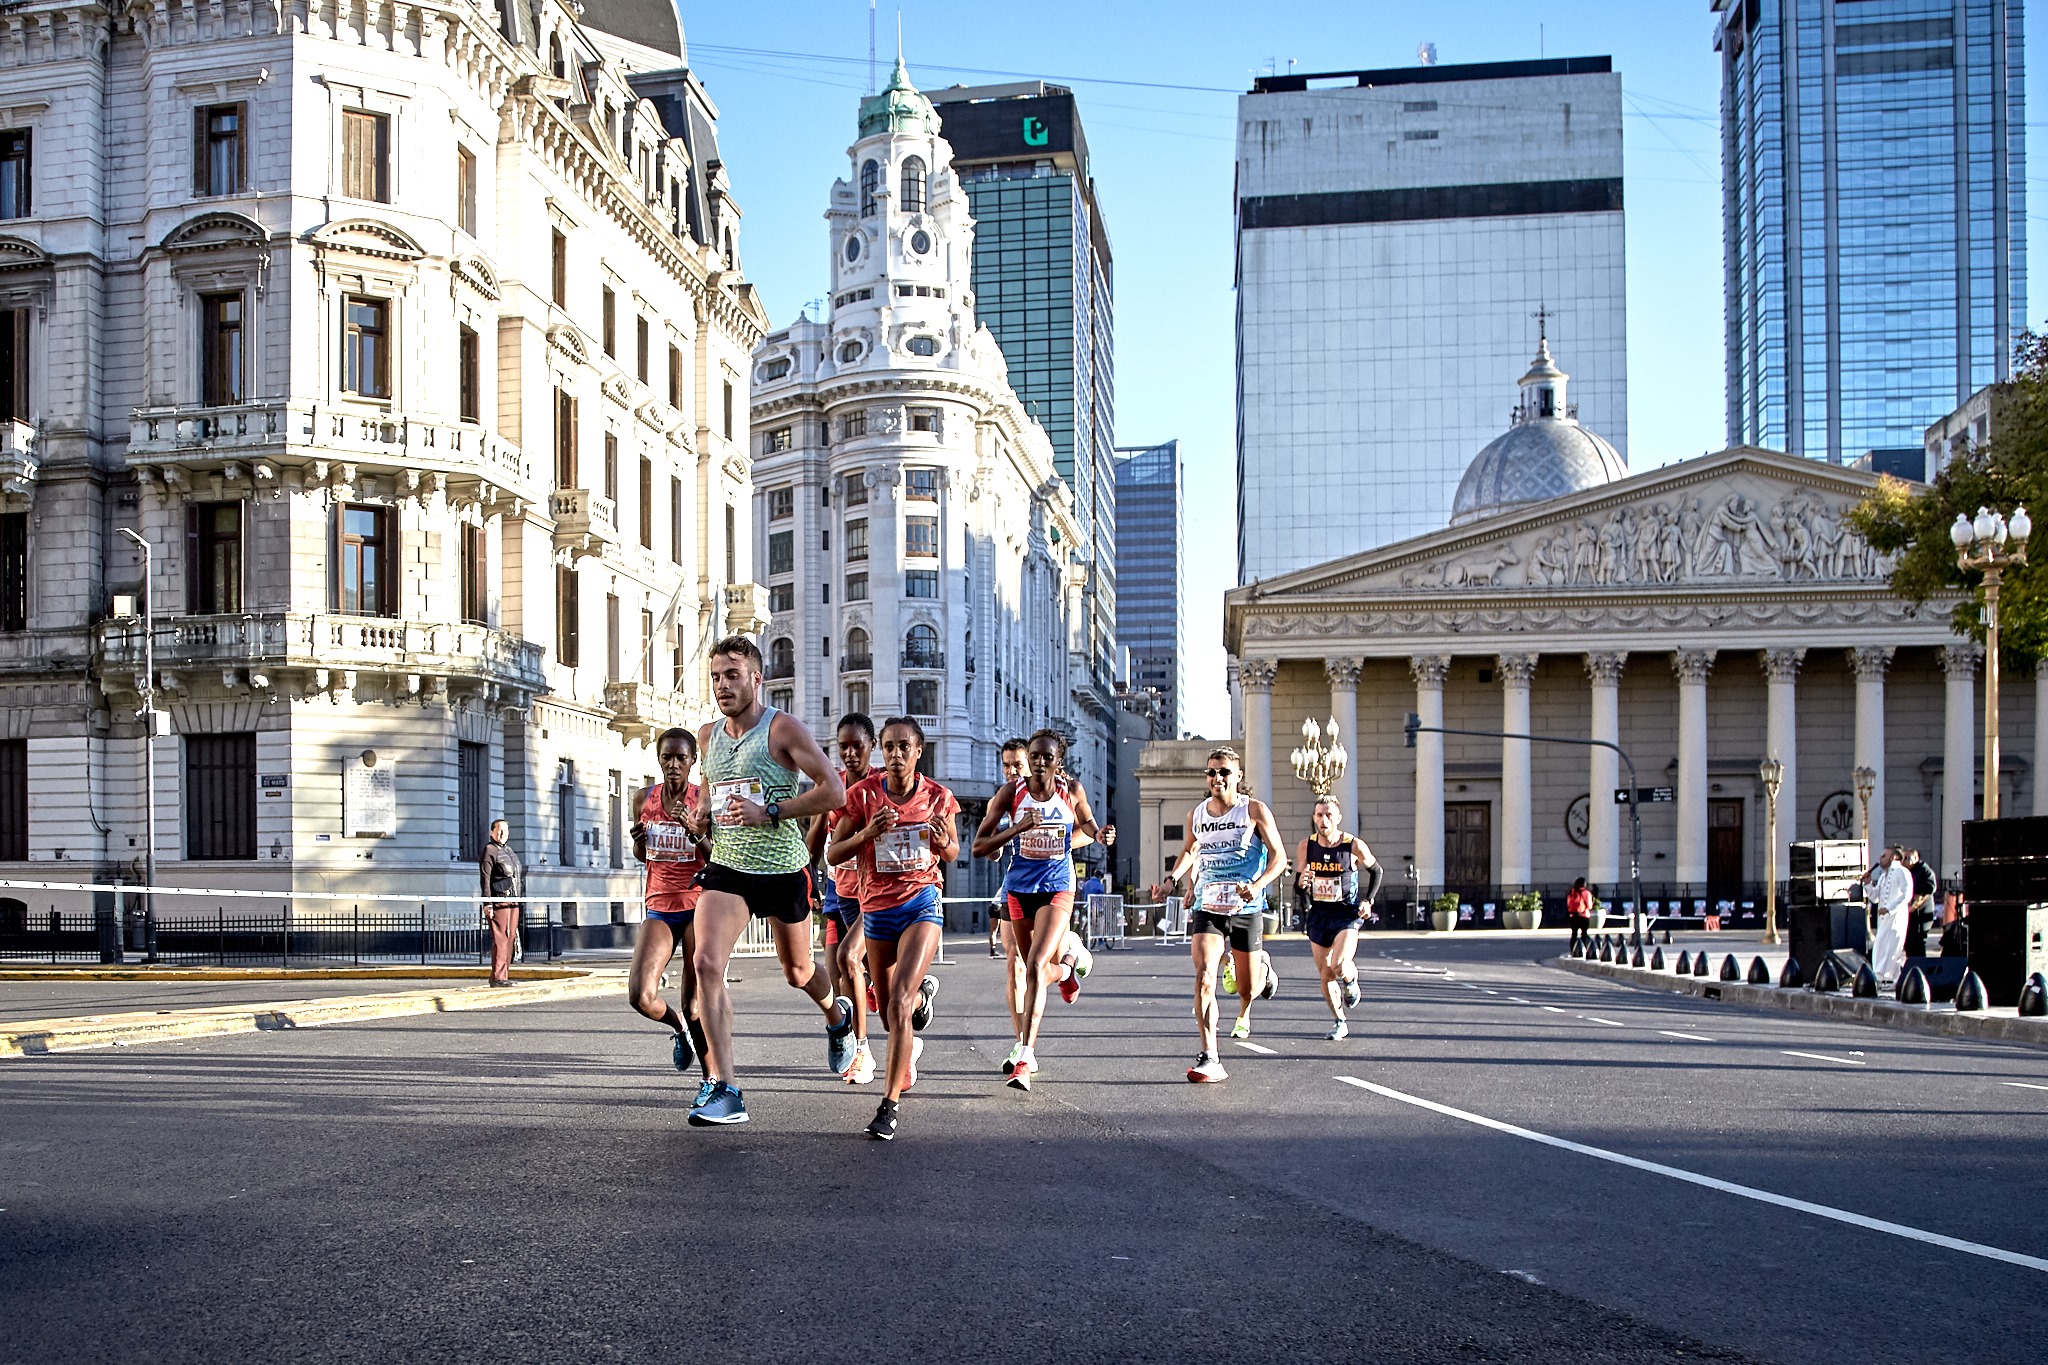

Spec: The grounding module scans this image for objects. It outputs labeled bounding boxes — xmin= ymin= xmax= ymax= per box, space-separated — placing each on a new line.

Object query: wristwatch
xmin=764 ymin=799 xmax=782 ymax=825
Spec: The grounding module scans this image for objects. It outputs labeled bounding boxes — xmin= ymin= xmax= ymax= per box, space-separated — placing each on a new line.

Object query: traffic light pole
xmin=1405 ymin=715 xmax=1645 ymax=938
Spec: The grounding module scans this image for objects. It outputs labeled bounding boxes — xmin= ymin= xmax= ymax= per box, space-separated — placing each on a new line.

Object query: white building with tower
xmin=749 ymin=61 xmax=1087 ymax=890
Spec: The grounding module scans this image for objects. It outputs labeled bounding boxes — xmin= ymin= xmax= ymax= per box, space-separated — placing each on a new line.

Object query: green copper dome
xmin=858 ymin=58 xmax=936 ymax=137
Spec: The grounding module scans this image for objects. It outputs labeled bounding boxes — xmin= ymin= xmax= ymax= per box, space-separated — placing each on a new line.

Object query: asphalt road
xmin=3 ymin=931 xmax=2043 ymax=1364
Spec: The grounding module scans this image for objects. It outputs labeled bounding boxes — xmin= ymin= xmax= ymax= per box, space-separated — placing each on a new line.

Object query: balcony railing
xmin=763 ymin=658 xmax=797 ymax=680
xmin=549 ymin=487 xmax=619 ymax=559
xmin=0 ymin=417 xmax=34 ymax=495
xmin=723 ymin=581 xmax=769 ymax=635
xmin=901 ymin=649 xmax=945 ymax=671
xmin=95 ymin=612 xmax=547 ymax=696
xmin=603 ymin=680 xmax=684 ymax=742
xmin=839 ymin=653 xmax=873 ymax=674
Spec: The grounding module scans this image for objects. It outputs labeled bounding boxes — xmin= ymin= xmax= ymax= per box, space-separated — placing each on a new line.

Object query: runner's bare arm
xmin=970 ymin=780 xmax=1021 ymax=858
xmin=1294 ymin=838 xmax=1312 ymax=889
xmin=926 ymin=799 xmax=961 ymax=862
xmin=727 ymin=711 xmax=841 ymax=825
xmin=1246 ymin=799 xmax=1289 ymax=896
xmin=827 ymin=794 xmax=892 ymax=865
xmin=1066 ymin=778 xmax=1103 ymax=844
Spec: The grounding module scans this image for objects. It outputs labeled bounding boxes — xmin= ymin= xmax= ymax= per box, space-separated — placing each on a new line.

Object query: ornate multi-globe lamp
xmin=1951 ymin=505 xmax=2030 ymax=820
xmin=1290 ymin=717 xmax=1348 ymax=800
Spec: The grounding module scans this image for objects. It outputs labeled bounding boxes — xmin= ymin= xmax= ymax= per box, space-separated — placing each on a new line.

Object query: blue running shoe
xmin=691 ymin=1078 xmax=718 ymax=1110
xmin=672 ymin=1029 xmax=695 ymax=1074
xmin=688 ymin=1081 xmax=748 ymax=1126
xmin=826 ymin=995 xmax=858 ymax=1074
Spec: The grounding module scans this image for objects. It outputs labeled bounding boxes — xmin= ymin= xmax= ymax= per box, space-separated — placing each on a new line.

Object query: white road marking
xmin=2002 ymin=1081 xmax=2048 ymax=1092
xmin=1541 ymin=1006 xmax=1569 ymax=1014
xmin=1659 ymin=1031 xmax=1716 ymax=1043
xmin=1507 ymin=997 xmax=1532 ymax=1005
xmin=1234 ymin=1040 xmax=1278 ymax=1055
xmin=1503 ymin=1269 xmax=1544 ymax=1285
xmin=1483 ymin=989 xmax=1500 ymax=995
xmin=1783 ymin=1050 xmax=1866 ymax=1066
xmin=1582 ymin=1016 xmax=1626 ymax=1027
xmin=1332 ymin=1075 xmax=2048 ymax=1275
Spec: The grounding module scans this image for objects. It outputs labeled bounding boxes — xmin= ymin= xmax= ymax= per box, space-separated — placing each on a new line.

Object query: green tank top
xmin=701 ymin=705 xmax=810 ymax=874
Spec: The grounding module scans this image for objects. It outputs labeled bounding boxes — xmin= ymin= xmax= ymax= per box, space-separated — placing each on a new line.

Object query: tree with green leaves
xmin=1850 ymin=332 xmax=2047 ymax=667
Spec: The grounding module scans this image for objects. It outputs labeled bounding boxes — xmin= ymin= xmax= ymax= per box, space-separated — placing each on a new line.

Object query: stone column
xmin=1239 ymin=657 xmax=1278 ymax=811
xmin=1411 ymin=654 xmax=1451 ymax=891
xmin=1584 ymin=653 xmax=1626 ymax=890
xmin=1497 ymin=653 xmax=1539 ymax=888
xmin=1941 ymin=644 xmax=1980 ymax=881
xmin=1672 ymin=650 xmax=1716 ymax=888
xmin=1761 ymin=648 xmax=1805 ymax=859
xmin=1324 ymin=657 xmax=1363 ymax=825
xmin=1850 ymin=646 xmax=1893 ymax=855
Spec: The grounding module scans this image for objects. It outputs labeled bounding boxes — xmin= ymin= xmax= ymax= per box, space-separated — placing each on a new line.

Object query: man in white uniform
xmin=1866 ymin=846 xmax=1914 ymax=985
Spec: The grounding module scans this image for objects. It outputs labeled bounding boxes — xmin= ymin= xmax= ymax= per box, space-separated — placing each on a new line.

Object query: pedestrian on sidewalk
xmin=479 ymin=819 xmax=522 ymax=987
xmin=1903 ymin=848 xmax=1938 ymax=959
xmin=1865 ymin=845 xmax=1913 ymax=985
xmin=1565 ymin=878 xmax=1594 ymax=953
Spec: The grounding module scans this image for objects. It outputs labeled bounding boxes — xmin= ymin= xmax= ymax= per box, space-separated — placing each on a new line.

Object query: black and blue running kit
xmin=1302 ymin=838 xmax=1385 ymax=946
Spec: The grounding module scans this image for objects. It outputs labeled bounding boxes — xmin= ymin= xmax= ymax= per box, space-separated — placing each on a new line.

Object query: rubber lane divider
xmin=1333 ymin=1075 xmax=2048 ymax=1275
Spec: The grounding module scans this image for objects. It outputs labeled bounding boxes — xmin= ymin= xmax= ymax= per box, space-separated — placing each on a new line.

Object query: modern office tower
xmin=749 ymin=63 xmax=1088 ymax=883
xmin=1233 ymin=58 xmax=1627 ymax=581
xmin=1112 ymin=441 xmax=1185 ymax=740
xmin=1714 ymin=0 xmax=2026 ymax=468
xmin=930 ymin=82 xmax=1117 ymax=798
xmin=0 ymin=0 xmax=768 ymax=928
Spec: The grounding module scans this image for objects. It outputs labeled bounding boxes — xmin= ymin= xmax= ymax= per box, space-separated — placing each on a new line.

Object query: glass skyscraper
xmin=1112 ymin=441 xmax=1184 ymax=739
xmin=1716 ymin=0 xmax=2026 ymax=467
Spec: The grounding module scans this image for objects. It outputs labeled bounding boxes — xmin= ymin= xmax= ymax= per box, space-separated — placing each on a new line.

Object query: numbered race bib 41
xmin=1201 ymin=882 xmax=1244 ymax=911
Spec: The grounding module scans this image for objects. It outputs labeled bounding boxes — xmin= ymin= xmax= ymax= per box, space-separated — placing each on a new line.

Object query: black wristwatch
xmin=764 ymin=800 xmax=782 ymax=825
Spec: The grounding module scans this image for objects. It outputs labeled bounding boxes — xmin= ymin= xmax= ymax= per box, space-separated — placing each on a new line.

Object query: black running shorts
xmin=1191 ymin=909 xmax=1263 ymax=952
xmin=696 ymin=864 xmax=814 ymax=924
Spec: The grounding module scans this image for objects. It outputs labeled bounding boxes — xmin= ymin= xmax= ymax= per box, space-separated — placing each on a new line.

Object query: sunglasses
xmin=1204 ymin=767 xmax=1236 ymax=779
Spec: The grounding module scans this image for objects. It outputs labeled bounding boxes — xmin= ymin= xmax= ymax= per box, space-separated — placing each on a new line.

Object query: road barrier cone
xmin=1852 ymin=963 xmax=1879 ymax=998
xmin=1663 ymin=928 xmax=1672 ymax=945
xmin=1778 ymin=956 xmax=1805 ymax=988
xmin=1569 ymin=938 xmax=1584 ymax=959
xmin=1693 ymin=952 xmax=1710 ymax=978
xmin=1812 ymin=957 xmax=1842 ymax=993
xmin=1956 ymin=970 xmax=1989 ymax=1013
xmin=1675 ymin=950 xmax=1693 ymax=974
xmin=2018 ymin=972 xmax=2048 ymax=1017
xmin=1598 ymin=939 xmax=1613 ymax=963
xmin=1650 ymin=947 xmax=1666 ymax=971
xmin=1896 ymin=965 xmax=1930 ymax=1005
xmin=1747 ymin=956 xmax=1770 ymax=985
xmin=1630 ymin=930 xmax=1642 ymax=950
xmin=1719 ymin=954 xmax=1741 ymax=982
xmin=1631 ymin=945 xmax=1646 ymax=968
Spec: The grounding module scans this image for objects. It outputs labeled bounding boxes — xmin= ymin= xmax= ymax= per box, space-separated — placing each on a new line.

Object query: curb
xmin=1556 ymin=956 xmax=2048 ymax=1049
xmin=0 ymin=972 xmax=624 ymax=1058
xmin=0 ymin=966 xmax=590 ymax=983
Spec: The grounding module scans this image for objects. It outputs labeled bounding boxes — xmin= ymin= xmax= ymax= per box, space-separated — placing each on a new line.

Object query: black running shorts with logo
xmin=696 ymin=863 xmax=814 ymax=924
xmin=1191 ymin=909 xmax=1263 ymax=952
xmin=1305 ymin=904 xmax=1365 ymax=947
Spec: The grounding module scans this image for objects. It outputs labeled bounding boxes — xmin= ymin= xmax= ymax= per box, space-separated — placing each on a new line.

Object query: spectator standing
xmin=1903 ymin=848 xmax=1938 ymax=959
xmin=1565 ymin=877 xmax=1595 ymax=952
xmin=1865 ymin=846 xmax=1914 ymax=985
xmin=479 ymin=819 xmax=522 ymax=987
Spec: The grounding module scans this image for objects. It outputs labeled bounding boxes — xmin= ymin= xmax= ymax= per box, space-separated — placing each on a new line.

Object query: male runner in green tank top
xmin=683 ymin=636 xmax=851 ymax=1126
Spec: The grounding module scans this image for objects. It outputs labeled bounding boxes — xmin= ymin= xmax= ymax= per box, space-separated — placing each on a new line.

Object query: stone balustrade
xmin=95 ymin=612 xmax=547 ymax=696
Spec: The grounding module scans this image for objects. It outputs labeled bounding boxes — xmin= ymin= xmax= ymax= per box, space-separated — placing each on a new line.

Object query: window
xmin=904 ymin=467 xmax=938 ymax=500
xmin=185 ymin=733 xmax=256 ymax=860
xmin=722 ymin=381 xmax=734 ymax=440
xmin=336 ymin=504 xmax=393 ymax=616
xmin=900 ymin=156 xmax=926 ymax=212
xmin=908 ymin=408 xmax=937 ymax=434
xmin=1402 ymin=129 xmax=1439 ymax=142
xmin=845 ymin=681 xmax=870 ymax=715
xmin=904 ymin=679 xmax=939 ymax=716
xmin=905 ymin=515 xmax=938 ymax=558
xmin=0 ymin=512 xmax=24 ymax=632
xmin=860 ymin=159 xmax=878 ymax=216
xmin=838 ymin=341 xmax=863 ymax=364
xmin=844 ymin=627 xmax=871 ymax=670
xmin=845 ymin=572 xmax=868 ymax=602
xmin=907 ymin=335 xmax=937 ymax=357
xmin=549 ymin=34 xmax=566 ymax=78
xmin=556 ymin=565 xmax=580 ymax=666
xmin=844 ymin=472 xmax=868 ymax=505
xmin=767 ymin=636 xmax=795 ymax=679
xmin=769 ymin=687 xmax=794 ymax=713
xmin=0 ymin=308 xmax=24 ymax=421
xmin=608 ymin=768 xmax=625 ymax=871
xmin=641 ymin=609 xmax=655 ymax=685
xmin=0 ymin=130 xmax=29 ymax=219
xmin=341 ymin=296 xmax=390 ymax=399
xmin=1164 ymin=824 xmax=1184 ymax=842
xmin=670 ymin=476 xmax=683 ymax=565
xmin=845 ymin=519 xmax=868 ymax=562
xmin=187 ymin=501 xmax=243 ymax=614
xmin=765 ymin=427 xmax=792 ymax=454
xmin=768 ymin=529 xmax=793 ymax=576
xmin=767 ymin=487 xmax=794 ymax=521
xmin=0 ymin=737 xmax=23 ymax=860
xmin=1403 ymin=100 xmax=1438 ymax=112
xmin=606 ymin=593 xmax=620 ymax=681
xmin=601 ymin=286 xmax=616 ymax=357
xmin=550 ymin=230 xmax=568 ymax=307
xmin=553 ymin=388 xmax=577 ymax=486
xmin=667 ymin=344 xmax=683 ymax=408
xmin=455 ymin=144 xmax=477 ymax=235
xmin=201 ymin=292 xmax=245 ymax=406
xmin=768 ymin=582 xmax=794 ymax=613
xmin=460 ymin=522 xmax=488 ymax=624
xmin=195 ymin=104 xmax=246 ymax=197
xmin=724 ymin=503 xmax=736 ymax=582
xmin=638 ymin=456 xmax=653 ymax=548
xmin=556 ymin=759 xmax=576 ymax=866
xmin=457 ymin=325 xmax=480 ymax=423
xmin=905 ymin=568 xmax=938 ymax=599
xmin=760 ymin=357 xmax=791 ymax=381
xmin=340 ymin=109 xmax=390 ymax=202
xmin=603 ymin=432 xmax=618 ymax=500
xmin=457 ymin=741 xmax=488 ymax=862
xmin=904 ymin=623 xmax=941 ymax=668
xmin=843 ymin=410 xmax=867 ymax=439
xmin=635 ymin=315 xmax=649 ymax=383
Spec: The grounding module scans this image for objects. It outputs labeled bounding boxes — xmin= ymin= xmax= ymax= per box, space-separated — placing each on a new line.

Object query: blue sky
xmin=683 ymin=1 xmax=2039 ymax=740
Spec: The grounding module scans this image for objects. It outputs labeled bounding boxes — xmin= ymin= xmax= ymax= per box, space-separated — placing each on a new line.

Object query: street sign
xmin=1615 ymin=787 xmax=1675 ymax=804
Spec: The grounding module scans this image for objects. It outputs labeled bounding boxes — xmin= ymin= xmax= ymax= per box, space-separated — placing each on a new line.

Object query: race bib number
xmin=1017 ymin=821 xmax=1068 ymax=860
xmin=644 ymin=824 xmax=697 ymax=863
xmin=875 ymin=827 xmax=929 ymax=874
xmin=1311 ymin=876 xmax=1343 ymax=903
xmin=1201 ymin=882 xmax=1244 ymax=911
xmin=712 ymin=778 xmax=764 ymax=826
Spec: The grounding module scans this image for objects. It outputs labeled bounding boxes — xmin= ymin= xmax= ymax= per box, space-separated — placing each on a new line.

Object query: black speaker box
xmin=1789 ymin=903 xmax=1868 ymax=979
xmin=1967 ymin=903 xmax=2048 ymax=1009
xmin=1904 ymin=955 xmax=1968 ymax=1003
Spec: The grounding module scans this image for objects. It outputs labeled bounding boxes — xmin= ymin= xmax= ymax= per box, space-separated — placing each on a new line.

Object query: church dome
xmin=859 ymin=58 xmax=938 ymax=138
xmin=1450 ymin=335 xmax=1625 ymax=525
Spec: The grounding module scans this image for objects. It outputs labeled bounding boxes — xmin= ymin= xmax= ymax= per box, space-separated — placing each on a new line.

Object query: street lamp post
xmin=1759 ymin=757 xmax=1784 ymax=946
xmin=116 ymin=528 xmax=158 ymax=917
xmin=1289 ymin=715 xmax=1348 ymax=799
xmin=1851 ymin=764 xmax=1876 ymax=854
xmin=1951 ymin=505 xmax=2031 ymax=820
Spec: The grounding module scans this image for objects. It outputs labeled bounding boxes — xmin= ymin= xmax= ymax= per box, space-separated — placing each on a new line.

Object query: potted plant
xmin=1430 ymin=891 xmax=1461 ymax=933
xmin=1504 ymin=890 xmax=1544 ymax=931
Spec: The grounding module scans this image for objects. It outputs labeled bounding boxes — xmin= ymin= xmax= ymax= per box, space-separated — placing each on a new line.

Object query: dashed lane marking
xmin=2002 ymin=1081 xmax=2048 ymax=1092
xmin=1582 ymin=1016 xmax=1626 ymax=1028
xmin=1541 ymin=1006 xmax=1570 ymax=1014
xmin=1659 ymin=1031 xmax=1717 ymax=1043
xmin=1783 ymin=1050 xmax=1866 ymax=1066
xmin=1332 ymin=1075 xmax=2048 ymax=1276
xmin=1234 ymin=1040 xmax=1278 ymax=1056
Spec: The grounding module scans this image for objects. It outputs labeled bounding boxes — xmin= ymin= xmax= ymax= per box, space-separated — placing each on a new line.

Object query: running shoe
xmin=1341 ymin=973 xmax=1360 ymax=1009
xmin=826 ymin=995 xmax=858 ymax=1075
xmin=911 ymin=975 xmax=939 ymax=1031
xmin=687 ymin=1081 xmax=749 ymax=1126
xmin=1186 ymin=1052 xmax=1228 ymax=1083
xmin=842 ymin=1040 xmax=875 ymax=1085
xmin=865 ymin=1098 xmax=900 ymax=1141
xmin=904 ymin=1036 xmax=925 ymax=1091
xmin=1230 ymin=1014 xmax=1251 ymax=1040
xmin=1005 ymin=1044 xmax=1035 ymax=1090
xmin=1058 ymin=956 xmax=1081 ymax=1005
xmin=1071 ymin=944 xmax=1093 ymax=980
xmin=691 ymin=1078 xmax=718 ymax=1110
xmin=1001 ymin=1041 xmax=1027 ymax=1077
xmin=1326 ymin=1019 xmax=1349 ymax=1041
xmin=1220 ymin=958 xmax=1237 ymax=995
xmin=1259 ymin=953 xmax=1279 ymax=1000
xmin=672 ymin=1028 xmax=695 ymax=1074
xmin=866 ymin=982 xmax=879 ymax=1014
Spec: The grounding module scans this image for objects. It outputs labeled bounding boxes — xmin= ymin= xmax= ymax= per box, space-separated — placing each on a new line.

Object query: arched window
xmin=845 ymin=627 xmax=871 ymax=669
xmin=859 ymin=160 xmax=879 ymax=217
xmin=768 ymin=636 xmax=794 ymax=678
xmin=899 ymin=157 xmax=926 ymax=213
xmin=904 ymin=623 xmax=940 ymax=667
xmin=549 ymin=34 xmax=565 ymax=78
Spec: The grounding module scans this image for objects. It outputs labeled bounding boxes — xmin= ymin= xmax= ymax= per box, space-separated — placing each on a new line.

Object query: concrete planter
xmin=1502 ymin=909 xmax=1540 ymax=931
xmin=1430 ymin=910 xmax=1459 ymax=932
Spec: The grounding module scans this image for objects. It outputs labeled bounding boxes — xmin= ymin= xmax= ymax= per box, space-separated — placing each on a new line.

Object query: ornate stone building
xmin=748 ymin=62 xmax=1086 ymax=894
xmin=0 ymin=0 xmax=767 ymax=919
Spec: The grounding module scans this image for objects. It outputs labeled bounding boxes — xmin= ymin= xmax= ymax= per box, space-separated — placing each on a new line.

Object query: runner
xmin=828 ymin=716 xmax=960 ymax=1140
xmin=684 ymin=636 xmax=852 ymax=1127
xmin=971 ymin=727 xmax=1106 ymax=1091
xmin=808 ymin=713 xmax=877 ymax=1084
xmin=983 ymin=739 xmax=1030 ymax=1033
xmin=627 ymin=727 xmax=713 ymax=1074
xmin=1294 ymin=796 xmax=1383 ymax=1040
xmin=1165 ymin=746 xmax=1288 ymax=1082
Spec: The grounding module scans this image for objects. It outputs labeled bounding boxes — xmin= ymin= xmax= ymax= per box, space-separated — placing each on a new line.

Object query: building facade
xmin=1234 ymin=57 xmax=1627 ymax=580
xmin=1716 ymin=0 xmax=2027 ymax=465
xmin=748 ymin=63 xmax=1085 ymax=893
xmin=1112 ymin=439 xmax=1184 ymax=739
xmin=0 ymin=0 xmax=767 ymax=922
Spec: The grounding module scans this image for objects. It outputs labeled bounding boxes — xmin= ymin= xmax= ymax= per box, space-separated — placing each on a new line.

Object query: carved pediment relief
xmin=546 ymin=323 xmax=590 ymax=364
xmin=449 ymin=254 xmax=502 ymax=300
xmin=0 ymin=235 xmax=48 ymax=272
xmin=160 ymin=213 xmax=268 ymax=255
xmin=306 ymin=218 xmax=426 ymax=262
xmin=600 ymin=373 xmax=635 ymax=408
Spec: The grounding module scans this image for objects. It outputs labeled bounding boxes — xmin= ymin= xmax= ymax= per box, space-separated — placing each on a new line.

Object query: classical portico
xmin=1223 ymin=447 xmax=2030 ymax=908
